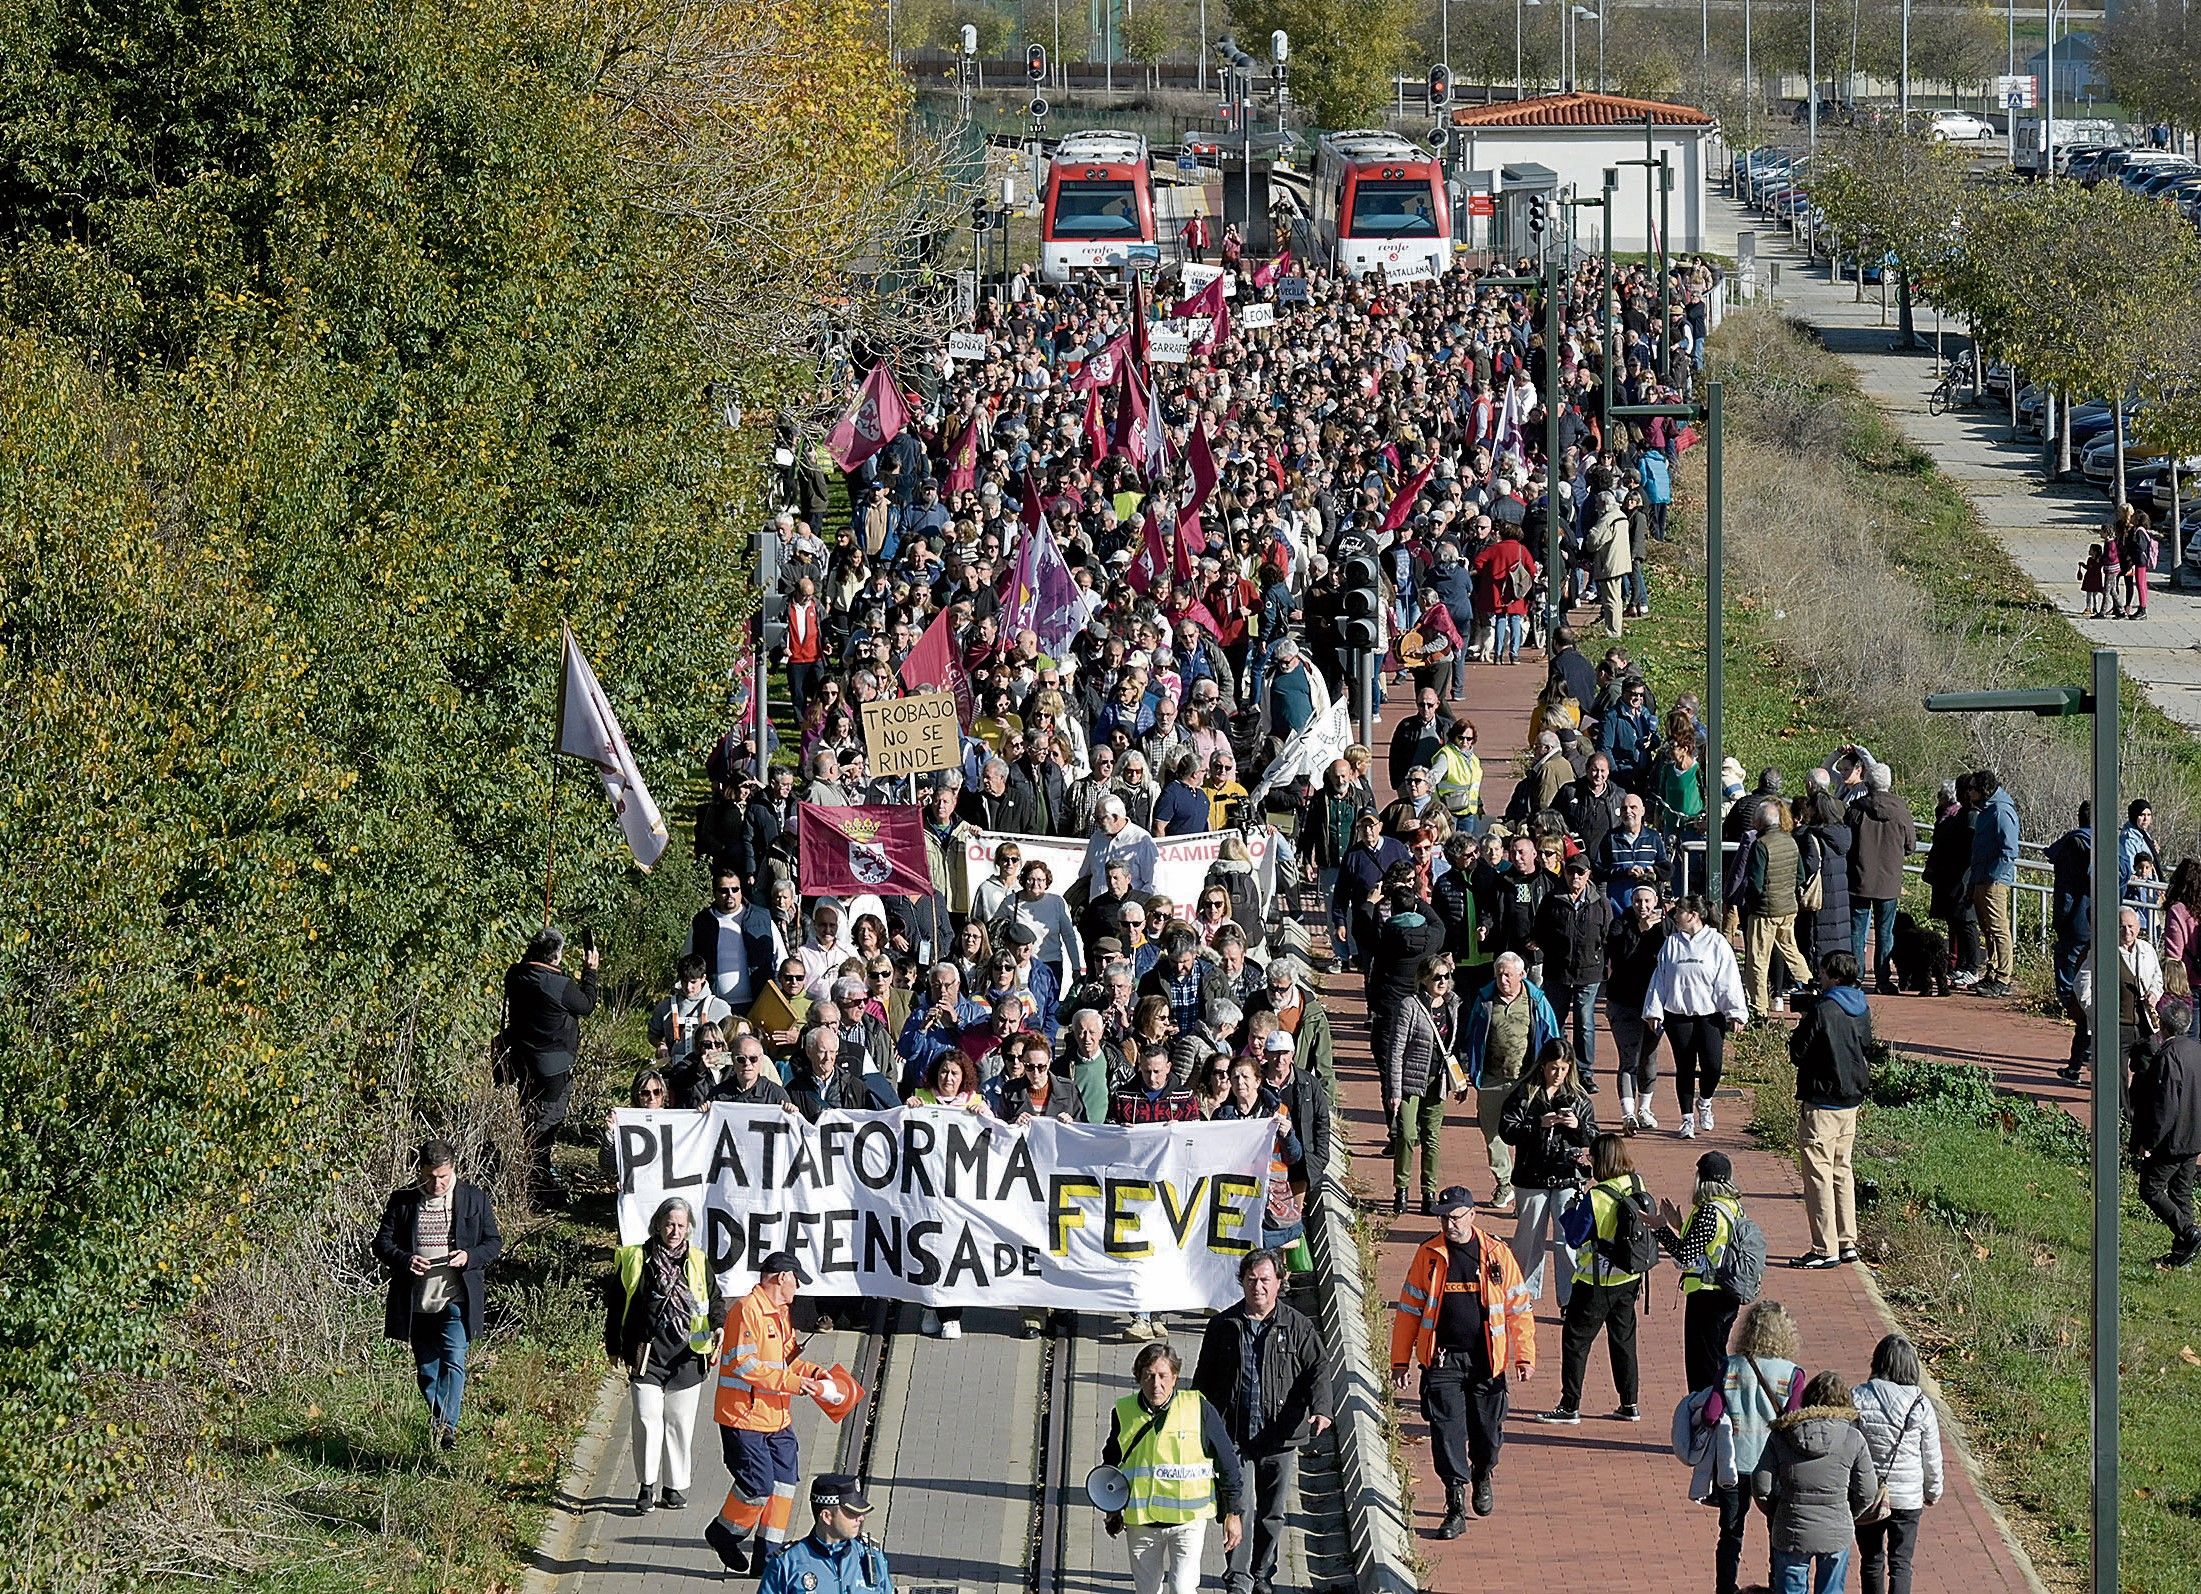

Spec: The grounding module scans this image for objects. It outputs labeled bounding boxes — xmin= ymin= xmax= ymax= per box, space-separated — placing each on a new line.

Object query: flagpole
xmin=547 ymin=625 xmax=568 ymax=926
xmin=542 ymin=755 xmax=560 ymax=925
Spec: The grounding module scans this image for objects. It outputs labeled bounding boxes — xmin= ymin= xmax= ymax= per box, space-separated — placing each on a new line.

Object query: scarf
xmin=649 ymin=1240 xmax=700 ymax=1340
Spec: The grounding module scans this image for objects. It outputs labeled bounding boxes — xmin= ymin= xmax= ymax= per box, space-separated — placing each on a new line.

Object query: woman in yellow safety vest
xmin=1430 ymin=717 xmax=1484 ymax=834
xmin=1101 ymin=1341 xmax=1245 ymax=1594
xmin=1542 ymin=1133 xmax=1657 ymax=1427
xmin=606 ymin=1197 xmax=726 ymax=1513
xmin=1657 ymin=1148 xmax=1753 ymax=1393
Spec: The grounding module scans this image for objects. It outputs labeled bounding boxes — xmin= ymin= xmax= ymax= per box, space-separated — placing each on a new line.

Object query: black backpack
xmin=1597 ymin=1175 xmax=1662 ymax=1277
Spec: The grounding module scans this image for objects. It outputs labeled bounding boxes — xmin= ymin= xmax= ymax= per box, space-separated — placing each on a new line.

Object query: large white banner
xmin=958 ymin=826 xmax=1277 ymax=914
xmin=612 ymin=1105 xmax=1274 ymax=1312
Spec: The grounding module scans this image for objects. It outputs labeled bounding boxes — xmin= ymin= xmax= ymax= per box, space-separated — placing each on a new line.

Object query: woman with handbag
xmin=1751 ymin=1370 xmax=1879 ymax=1594
xmin=1850 ymin=1335 xmax=1943 ymax=1594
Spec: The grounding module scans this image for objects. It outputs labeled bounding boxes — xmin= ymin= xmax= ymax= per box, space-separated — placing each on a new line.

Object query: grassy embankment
xmin=1606 ymin=309 xmax=2201 ymax=1591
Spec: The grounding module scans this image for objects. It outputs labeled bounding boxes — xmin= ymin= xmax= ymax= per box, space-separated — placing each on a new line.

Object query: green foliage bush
xmin=0 ymin=0 xmax=759 ymax=1542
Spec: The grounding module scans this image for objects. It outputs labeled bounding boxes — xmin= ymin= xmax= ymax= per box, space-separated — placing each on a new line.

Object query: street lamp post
xmin=1901 ymin=0 xmax=1911 ymax=122
xmin=1923 ymin=658 xmax=2120 ymax=1594
xmin=1808 ymin=0 xmax=1818 ymax=153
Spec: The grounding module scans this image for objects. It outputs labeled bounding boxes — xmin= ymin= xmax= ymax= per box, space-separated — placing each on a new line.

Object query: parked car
xmin=1926 ymin=109 xmax=1995 ymax=143
xmin=2134 ymin=165 xmax=2201 ymax=198
xmin=1983 ymin=362 xmax=2015 ymax=398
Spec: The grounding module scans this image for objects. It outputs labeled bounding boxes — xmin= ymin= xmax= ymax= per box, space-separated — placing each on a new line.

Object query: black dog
xmin=1891 ymin=911 xmax=1950 ymax=996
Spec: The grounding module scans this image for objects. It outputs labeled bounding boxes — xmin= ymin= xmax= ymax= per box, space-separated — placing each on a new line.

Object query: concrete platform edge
xmin=1308 ymin=1173 xmax=1417 ymax=1594
xmin=524 ymin=1368 xmax=628 ymax=1594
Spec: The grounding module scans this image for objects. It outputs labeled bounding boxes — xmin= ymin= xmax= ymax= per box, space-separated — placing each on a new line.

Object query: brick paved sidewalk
xmin=1324 ymin=632 xmax=2046 ymax=1593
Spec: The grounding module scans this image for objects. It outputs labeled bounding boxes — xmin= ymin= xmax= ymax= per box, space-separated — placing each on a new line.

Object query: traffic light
xmin=1428 ymin=63 xmax=1451 ymax=109
xmin=971 ymin=196 xmax=990 ymax=231
xmin=1528 ymin=196 xmax=1547 ymax=238
xmin=1027 ymin=43 xmax=1047 ymax=83
xmin=1029 ymin=95 xmax=1049 ymax=119
xmin=1341 ymin=555 xmax=1382 ymax=656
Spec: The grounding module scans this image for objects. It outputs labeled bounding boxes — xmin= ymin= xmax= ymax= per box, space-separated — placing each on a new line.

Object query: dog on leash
xmin=1891 ymin=911 xmax=1950 ymax=996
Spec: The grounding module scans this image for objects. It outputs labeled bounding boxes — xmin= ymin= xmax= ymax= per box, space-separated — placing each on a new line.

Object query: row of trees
xmin=1810 ymin=126 xmax=2201 ymax=507
xmin=2100 ymin=0 xmax=2201 ymax=136
xmin=0 ymin=0 xmax=937 ymax=1565
xmin=901 ymin=0 xmax=2014 ymax=132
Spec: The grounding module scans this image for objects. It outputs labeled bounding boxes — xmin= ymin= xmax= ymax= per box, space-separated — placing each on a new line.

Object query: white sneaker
xmin=1951 ymin=970 xmax=1981 ymax=988
xmin=1127 ymin=1316 xmax=1155 ymax=1341
xmin=1679 ymin=1116 xmax=1696 ymax=1139
xmin=940 ymin=1317 xmax=963 ymax=1340
xmin=1698 ymin=1101 xmax=1716 ymax=1131
xmin=921 ymin=1309 xmax=943 ymax=1337
xmin=1637 ymin=1106 xmax=1660 ymax=1130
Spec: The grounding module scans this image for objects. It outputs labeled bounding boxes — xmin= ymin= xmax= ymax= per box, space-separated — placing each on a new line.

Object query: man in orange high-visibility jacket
xmin=704 ymin=1251 xmax=830 ymax=1575
xmin=1388 ymin=1187 xmax=1536 ymax=1540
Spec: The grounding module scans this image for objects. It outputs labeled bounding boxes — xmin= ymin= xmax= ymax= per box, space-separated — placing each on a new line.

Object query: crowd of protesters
xmin=374 ymin=230 xmax=2196 ymax=1594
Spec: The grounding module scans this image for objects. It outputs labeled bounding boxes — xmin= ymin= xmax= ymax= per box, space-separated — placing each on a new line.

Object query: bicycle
xmin=1927 ymin=353 xmax=1978 ymax=416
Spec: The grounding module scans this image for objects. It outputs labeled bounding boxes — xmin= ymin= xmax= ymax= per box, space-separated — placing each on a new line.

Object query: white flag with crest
xmin=557 ymin=625 xmax=669 ymax=869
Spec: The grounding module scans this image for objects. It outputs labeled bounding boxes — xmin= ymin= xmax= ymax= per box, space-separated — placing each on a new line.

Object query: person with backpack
xmin=1789 ymin=951 xmax=1874 ymax=1270
xmin=1689 ymin=1300 xmax=1809 ymax=1594
xmin=1850 ymin=1334 xmax=1944 ymax=1594
xmin=1655 ymin=1151 xmax=1766 ymax=1392
xmin=1544 ymin=1133 xmax=1657 ymax=1425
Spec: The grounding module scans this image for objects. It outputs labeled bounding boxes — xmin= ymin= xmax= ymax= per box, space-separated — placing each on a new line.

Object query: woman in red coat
xmin=1471 ymin=529 xmax=1539 ymax=666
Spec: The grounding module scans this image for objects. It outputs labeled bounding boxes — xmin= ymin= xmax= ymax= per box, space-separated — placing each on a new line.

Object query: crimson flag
xmin=1185 ymin=425 xmax=1220 ymax=514
xmin=1083 ymin=383 xmax=1109 ymax=462
xmin=797 ymin=803 xmax=933 ymax=899
xmin=1382 ymin=460 xmax=1435 ymax=533
xmin=899 ymin=607 xmax=975 ymax=724
xmin=945 ymin=411 xmax=981 ymax=493
xmin=826 ymin=363 xmax=909 ymax=472
xmin=1020 ymin=469 xmax=1045 ymax=536
xmin=1070 ymin=334 xmax=1129 ymax=392
xmin=1253 ymin=248 xmax=1295 ymax=290
xmin=1125 ymin=517 xmax=1167 ymax=595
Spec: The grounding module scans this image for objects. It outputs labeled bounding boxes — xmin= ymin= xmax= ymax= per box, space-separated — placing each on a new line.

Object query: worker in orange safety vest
xmin=703 ymin=1250 xmax=831 ymax=1575
xmin=1388 ymin=1187 xmax=1536 ymax=1540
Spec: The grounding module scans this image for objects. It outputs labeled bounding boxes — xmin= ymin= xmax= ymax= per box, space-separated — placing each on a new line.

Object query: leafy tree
xmin=1802 ymin=125 xmax=1971 ymax=344
xmin=2099 ymin=0 xmax=2201 ymax=131
xmin=0 ymin=0 xmax=921 ymax=1555
xmin=1122 ymin=0 xmax=1184 ymax=87
xmin=1226 ymin=0 xmax=1412 ymax=128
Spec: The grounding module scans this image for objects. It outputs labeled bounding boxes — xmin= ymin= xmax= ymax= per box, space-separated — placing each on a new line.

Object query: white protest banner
xmin=1246 ymin=699 xmax=1350 ymax=807
xmin=1148 ymin=331 xmax=1193 ymax=365
xmin=612 ymin=1105 xmax=1273 ymax=1312
xmin=1239 ymin=303 xmax=1276 ymax=330
xmin=959 ymin=826 xmax=1276 ymax=912
xmin=1178 ymin=261 xmax=1237 ymax=299
xmin=947 ymin=331 xmax=989 ymax=363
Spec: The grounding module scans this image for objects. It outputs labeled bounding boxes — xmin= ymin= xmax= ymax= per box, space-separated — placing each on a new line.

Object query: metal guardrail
xmin=1671 ymin=827 xmax=2167 ymax=949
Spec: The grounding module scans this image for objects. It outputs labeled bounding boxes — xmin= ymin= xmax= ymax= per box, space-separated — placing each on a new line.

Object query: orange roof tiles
xmin=1449 ymin=91 xmax=1717 ymax=129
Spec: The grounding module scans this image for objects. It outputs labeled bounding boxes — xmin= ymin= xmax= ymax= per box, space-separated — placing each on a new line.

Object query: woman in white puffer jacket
xmin=1850 ymin=1333 xmax=1945 ymax=1594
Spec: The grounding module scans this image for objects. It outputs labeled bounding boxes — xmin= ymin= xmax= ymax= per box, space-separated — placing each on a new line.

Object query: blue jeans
xmin=409 ymin=1303 xmax=469 ymax=1433
xmin=1850 ymin=899 xmax=1897 ymax=984
xmin=1494 ymin=613 xmax=1525 ymax=664
xmin=1549 ymin=980 xmax=1600 ymax=1074
xmin=1772 ymin=1547 xmax=1851 ymax=1594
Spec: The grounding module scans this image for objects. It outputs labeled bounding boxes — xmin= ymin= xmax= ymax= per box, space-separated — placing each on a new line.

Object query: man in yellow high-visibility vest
xmin=1101 ymin=1342 xmax=1245 ymax=1594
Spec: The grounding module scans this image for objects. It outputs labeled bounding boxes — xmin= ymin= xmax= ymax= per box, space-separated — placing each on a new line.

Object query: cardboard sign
xmin=1148 ymin=331 xmax=1193 ymax=364
xmin=1277 ymin=277 xmax=1311 ymax=304
xmin=1239 ymin=303 xmax=1275 ymax=329
xmin=861 ymin=691 xmax=961 ymax=777
xmin=1178 ymin=261 xmax=1237 ymax=299
xmin=948 ymin=331 xmax=989 ymax=363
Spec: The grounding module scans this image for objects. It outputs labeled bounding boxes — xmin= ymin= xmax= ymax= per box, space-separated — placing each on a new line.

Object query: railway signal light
xmin=1341 ymin=555 xmax=1382 ymax=655
xmin=1027 ymin=43 xmax=1047 ymax=83
xmin=1029 ymin=96 xmax=1049 ymax=119
xmin=1428 ymin=63 xmax=1450 ymax=109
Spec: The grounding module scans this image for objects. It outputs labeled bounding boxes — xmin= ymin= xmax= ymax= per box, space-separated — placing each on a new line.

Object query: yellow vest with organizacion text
xmin=1114 ymin=1390 xmax=1215 ymax=1525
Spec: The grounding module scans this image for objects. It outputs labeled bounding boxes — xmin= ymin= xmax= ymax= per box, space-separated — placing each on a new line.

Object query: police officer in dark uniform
xmin=758 ymin=1474 xmax=894 ymax=1594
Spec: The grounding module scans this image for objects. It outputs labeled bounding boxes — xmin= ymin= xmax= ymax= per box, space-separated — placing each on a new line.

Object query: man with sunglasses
xmin=685 ymin=871 xmax=782 ymax=1009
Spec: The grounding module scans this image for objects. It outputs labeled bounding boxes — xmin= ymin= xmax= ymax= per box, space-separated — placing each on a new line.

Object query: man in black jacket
xmin=372 ymin=1139 xmax=502 ymax=1450
xmin=501 ymin=926 xmax=598 ymax=1195
xmin=1554 ymin=752 xmax=1625 ymax=868
xmin=1533 ymin=857 xmax=1612 ymax=1093
xmin=1788 ymin=950 xmax=1873 ymax=1269
xmin=1387 ymin=687 xmax=1451 ymax=795
xmin=2131 ymin=1000 xmax=2201 ymax=1267
xmin=1192 ymin=1249 xmax=1335 ymax=1594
